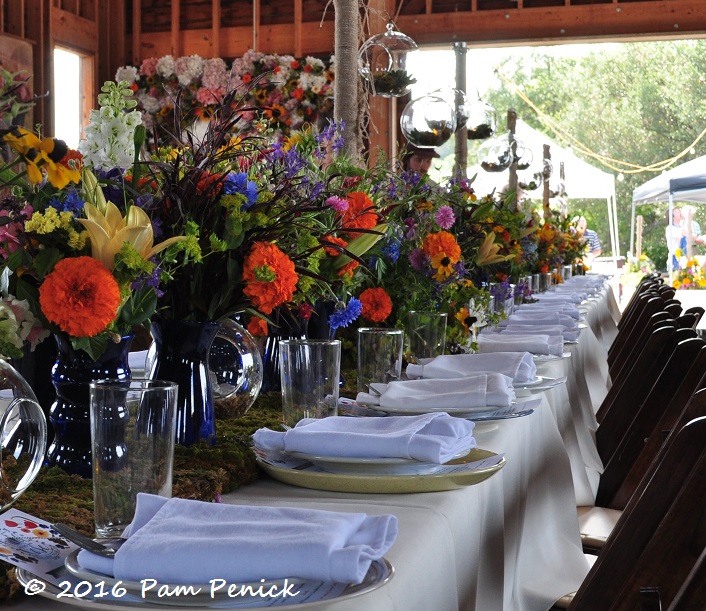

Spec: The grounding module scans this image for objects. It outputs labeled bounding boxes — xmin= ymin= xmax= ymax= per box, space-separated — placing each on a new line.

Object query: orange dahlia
xmin=421 ymin=231 xmax=461 ymax=262
xmin=337 ymin=260 xmax=359 ymax=279
xmin=321 ymin=236 xmax=348 ymax=257
xmin=339 ymin=191 xmax=378 ymax=238
xmin=242 ymin=242 xmax=299 ymax=314
xmin=39 ymin=257 xmax=121 ymax=337
xmin=359 ymin=287 xmax=393 ymax=322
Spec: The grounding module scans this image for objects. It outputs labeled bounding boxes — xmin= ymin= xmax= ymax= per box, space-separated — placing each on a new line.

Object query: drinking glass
xmin=357 ymin=328 xmax=404 ymax=392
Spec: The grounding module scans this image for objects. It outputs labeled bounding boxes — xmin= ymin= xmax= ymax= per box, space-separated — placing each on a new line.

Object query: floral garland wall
xmin=116 ymin=51 xmax=335 ymax=143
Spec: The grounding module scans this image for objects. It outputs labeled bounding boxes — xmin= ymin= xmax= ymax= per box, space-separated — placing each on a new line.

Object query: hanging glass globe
xmin=513 ymin=139 xmax=533 ymax=170
xmin=477 ymin=132 xmax=513 ymax=172
xmin=430 ymin=88 xmax=471 ymax=132
xmin=518 ymin=170 xmax=543 ymax=191
xmin=466 ymin=93 xmax=497 ymax=140
xmin=543 ymin=158 xmax=554 ymax=178
xmin=359 ymin=23 xmax=419 ymax=98
xmin=400 ymin=95 xmax=456 ymax=148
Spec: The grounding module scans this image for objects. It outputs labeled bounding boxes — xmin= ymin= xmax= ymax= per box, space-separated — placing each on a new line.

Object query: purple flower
xmin=326 ymin=196 xmax=348 ymax=212
xmin=224 ymin=172 xmax=258 ymax=208
xmin=408 ymin=248 xmax=427 ymax=272
xmin=435 ymin=205 xmax=455 ymax=229
xmin=403 ymin=218 xmax=417 ymax=240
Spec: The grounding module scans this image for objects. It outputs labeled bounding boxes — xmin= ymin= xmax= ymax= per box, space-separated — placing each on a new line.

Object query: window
xmin=53 ymin=48 xmax=81 ymax=148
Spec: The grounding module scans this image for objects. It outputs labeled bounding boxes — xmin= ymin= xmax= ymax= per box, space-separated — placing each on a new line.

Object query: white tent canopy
xmin=467 ymin=120 xmax=619 ymax=258
xmin=630 ymin=155 xmax=706 ymax=257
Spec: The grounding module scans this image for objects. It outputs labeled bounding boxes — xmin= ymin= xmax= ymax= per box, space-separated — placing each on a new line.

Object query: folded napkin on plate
xmin=253 ymin=412 xmax=476 ymax=463
xmin=517 ymin=303 xmax=581 ymax=319
xmin=503 ymin=323 xmax=580 ymax=342
xmin=476 ymin=333 xmax=564 ymax=356
xmin=503 ymin=312 xmax=578 ymax=329
xmin=78 ymin=494 xmax=397 ymax=585
xmin=405 ymin=352 xmax=536 ymax=384
xmin=355 ymin=374 xmax=515 ymax=411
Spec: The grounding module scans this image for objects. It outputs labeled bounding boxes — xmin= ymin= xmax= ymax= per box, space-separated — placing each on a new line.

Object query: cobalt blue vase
xmin=148 ymin=319 xmax=219 ymax=446
xmin=46 ymin=333 xmax=133 ymax=478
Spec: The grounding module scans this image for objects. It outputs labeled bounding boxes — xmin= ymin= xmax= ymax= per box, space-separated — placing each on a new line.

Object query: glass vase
xmin=46 ymin=333 xmax=133 ymax=478
xmin=260 ymin=310 xmax=307 ymax=393
xmin=210 ymin=317 xmax=263 ymax=419
xmin=148 ymin=319 xmax=220 ymax=447
xmin=0 ymin=358 xmax=47 ymax=510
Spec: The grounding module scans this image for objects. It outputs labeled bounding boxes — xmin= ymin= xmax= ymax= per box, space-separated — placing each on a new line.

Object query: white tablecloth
xmin=17 ymin=278 xmax=619 ymax=611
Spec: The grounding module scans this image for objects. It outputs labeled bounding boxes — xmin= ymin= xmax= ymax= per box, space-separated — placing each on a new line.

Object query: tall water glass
xmin=90 ymin=379 xmax=177 ymax=538
xmin=357 ymin=328 xmax=404 ymax=392
xmin=407 ymin=311 xmax=447 ymax=363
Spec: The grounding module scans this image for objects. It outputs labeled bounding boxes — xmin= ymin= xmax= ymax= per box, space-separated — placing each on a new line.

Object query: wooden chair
xmin=579 ymin=372 xmax=706 ymax=554
xmin=681 ymin=305 xmax=705 ymax=328
xmin=607 ymin=295 xmax=668 ymax=370
xmin=597 ymin=329 xmax=699 ymax=466
xmin=616 ymin=275 xmax=662 ymax=330
xmin=553 ymin=414 xmax=706 ymax=610
xmin=665 ymin=546 xmax=706 ymax=611
xmin=597 ymin=322 xmax=677 ymax=425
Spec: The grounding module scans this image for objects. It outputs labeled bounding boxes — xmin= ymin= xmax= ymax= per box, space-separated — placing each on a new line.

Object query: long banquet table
xmin=17 ymin=276 xmax=620 ymax=611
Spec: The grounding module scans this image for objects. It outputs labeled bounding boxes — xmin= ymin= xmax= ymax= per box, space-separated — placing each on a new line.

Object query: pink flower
xmin=435 ymin=205 xmax=455 ymax=230
xmin=196 ymin=87 xmax=225 ymax=105
xmin=326 ymin=196 xmax=349 ymax=212
xmin=140 ymin=57 xmax=159 ymax=77
xmin=0 ymin=205 xmax=32 ymax=257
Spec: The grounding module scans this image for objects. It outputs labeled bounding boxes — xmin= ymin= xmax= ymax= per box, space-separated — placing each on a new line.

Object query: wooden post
xmin=211 ymin=0 xmax=221 ymax=58
xmin=453 ymin=41 xmax=468 ymax=181
xmin=542 ymin=144 xmax=552 ymax=221
xmin=171 ymin=0 xmax=180 ymax=56
xmin=636 ymin=215 xmax=643 ymax=260
xmin=507 ymin=109 xmax=518 ymax=210
xmin=333 ymin=0 xmax=360 ymax=159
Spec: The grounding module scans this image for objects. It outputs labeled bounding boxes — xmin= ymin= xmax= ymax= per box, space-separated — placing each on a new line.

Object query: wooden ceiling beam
xmin=396 ymin=1 xmax=706 ymax=47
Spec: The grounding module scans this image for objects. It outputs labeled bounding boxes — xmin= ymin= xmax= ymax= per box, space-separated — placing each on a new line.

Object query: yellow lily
xmin=474 ymin=233 xmax=515 ymax=267
xmin=78 ymin=200 xmax=185 ymax=271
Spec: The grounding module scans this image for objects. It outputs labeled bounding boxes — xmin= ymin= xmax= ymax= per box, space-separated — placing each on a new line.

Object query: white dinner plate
xmin=532 ymin=352 xmax=571 ymax=362
xmin=30 ymin=550 xmax=394 ymax=609
xmin=367 ymin=401 xmax=518 ymax=418
xmin=514 ymin=376 xmax=567 ymax=393
xmin=287 ymin=448 xmax=470 ymax=475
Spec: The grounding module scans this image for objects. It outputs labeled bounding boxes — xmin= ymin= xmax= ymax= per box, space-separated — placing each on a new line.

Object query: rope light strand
xmin=496 ymin=71 xmax=706 ymax=175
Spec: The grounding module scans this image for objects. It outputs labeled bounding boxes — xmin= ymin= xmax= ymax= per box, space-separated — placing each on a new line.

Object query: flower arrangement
xmin=0 ymin=81 xmax=182 ymax=359
xmin=116 ymin=50 xmax=334 ymax=143
xmin=0 ymin=66 xmax=33 ymax=133
xmin=672 ymin=256 xmax=706 ymax=289
xmin=530 ymin=211 xmax=584 ymax=275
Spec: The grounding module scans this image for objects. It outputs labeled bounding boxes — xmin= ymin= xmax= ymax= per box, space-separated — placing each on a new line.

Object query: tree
xmin=484 ymin=40 xmax=706 ymax=269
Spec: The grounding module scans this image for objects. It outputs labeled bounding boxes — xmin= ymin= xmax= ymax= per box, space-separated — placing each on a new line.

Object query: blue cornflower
xmin=328 ymin=298 xmax=362 ymax=332
xmin=131 ymin=266 xmax=164 ymax=298
xmin=48 ymin=189 xmax=86 ymax=213
xmin=224 ymin=172 xmax=258 ymax=209
xmin=381 ymin=236 xmax=401 ymax=263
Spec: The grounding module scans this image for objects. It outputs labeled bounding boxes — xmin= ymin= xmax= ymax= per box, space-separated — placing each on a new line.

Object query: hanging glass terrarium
xmin=477 ymin=131 xmax=513 ymax=172
xmin=400 ymin=94 xmax=456 ymax=148
xmin=430 ymin=88 xmax=471 ymax=133
xmin=518 ymin=170 xmax=543 ymax=191
xmin=513 ymin=139 xmax=533 ymax=170
xmin=359 ymin=23 xmax=418 ymax=98
xmin=466 ymin=92 xmax=498 ymax=140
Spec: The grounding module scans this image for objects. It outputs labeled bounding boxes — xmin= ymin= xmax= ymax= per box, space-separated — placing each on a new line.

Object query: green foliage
xmin=485 ymin=40 xmax=706 ymax=269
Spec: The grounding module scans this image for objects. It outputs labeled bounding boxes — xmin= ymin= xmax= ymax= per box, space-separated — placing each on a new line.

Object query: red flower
xmin=339 ymin=191 xmax=378 ymax=238
xmin=242 ymin=242 xmax=299 ymax=314
xmin=247 ymin=317 xmax=268 ymax=337
xmin=359 ymin=287 xmax=393 ymax=322
xmin=290 ymin=60 xmax=301 ymax=69
xmin=321 ymin=236 xmax=348 ymax=257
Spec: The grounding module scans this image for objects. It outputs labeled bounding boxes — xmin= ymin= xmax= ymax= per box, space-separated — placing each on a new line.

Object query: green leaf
xmin=71 ymin=334 xmax=109 ymax=361
xmin=119 ymin=286 xmax=158 ymax=326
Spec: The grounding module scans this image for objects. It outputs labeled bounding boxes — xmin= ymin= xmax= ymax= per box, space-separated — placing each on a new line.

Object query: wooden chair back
xmin=597 ymin=328 xmax=695 ymax=465
xmin=597 ymin=323 xmax=676 ymax=424
xmin=596 ymin=337 xmax=706 ymax=507
xmin=569 ymin=413 xmax=706 ymax=611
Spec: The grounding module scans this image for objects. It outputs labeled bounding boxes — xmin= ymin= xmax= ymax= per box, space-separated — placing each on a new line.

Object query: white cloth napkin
xmin=77 ymin=494 xmax=397 ymax=585
xmin=476 ymin=333 xmax=564 ymax=356
xmin=504 ymin=324 xmax=581 ymax=342
xmin=406 ymin=352 xmax=537 ymax=384
xmin=536 ymin=293 xmax=584 ymax=304
xmin=355 ymin=374 xmax=515 ymax=410
xmin=253 ymin=413 xmax=476 ymax=463
xmin=517 ymin=303 xmax=581 ymax=319
xmin=503 ymin=312 xmax=578 ymax=329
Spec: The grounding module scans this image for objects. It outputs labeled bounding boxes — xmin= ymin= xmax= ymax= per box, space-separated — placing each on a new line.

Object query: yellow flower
xmin=474 ymin=233 xmax=514 ymax=266
xmin=78 ymin=201 xmax=185 ymax=271
xmin=431 ymin=252 xmax=455 ymax=282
